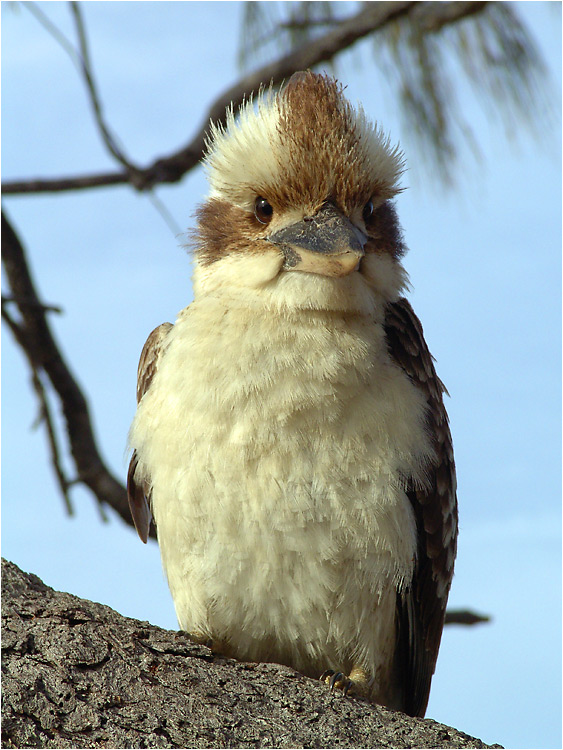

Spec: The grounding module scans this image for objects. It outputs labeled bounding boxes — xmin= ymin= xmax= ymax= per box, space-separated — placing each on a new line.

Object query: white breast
xmin=129 ymin=269 xmax=433 ymax=678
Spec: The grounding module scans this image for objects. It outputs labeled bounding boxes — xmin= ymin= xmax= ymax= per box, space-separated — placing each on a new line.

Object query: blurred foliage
xmin=238 ymin=1 xmax=557 ymax=184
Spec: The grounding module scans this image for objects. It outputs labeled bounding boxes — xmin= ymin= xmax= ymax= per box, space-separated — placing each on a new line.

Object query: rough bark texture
xmin=1 ymin=559 xmax=501 ymax=749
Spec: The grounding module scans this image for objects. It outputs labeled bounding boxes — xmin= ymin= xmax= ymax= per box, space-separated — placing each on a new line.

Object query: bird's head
xmin=193 ymin=71 xmax=408 ymax=314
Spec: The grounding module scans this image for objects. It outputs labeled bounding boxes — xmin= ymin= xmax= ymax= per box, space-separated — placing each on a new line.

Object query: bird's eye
xmin=254 ymin=197 xmax=274 ymax=224
xmin=363 ymin=199 xmax=374 ymax=223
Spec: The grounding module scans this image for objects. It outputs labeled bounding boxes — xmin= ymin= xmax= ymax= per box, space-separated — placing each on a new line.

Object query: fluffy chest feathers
xmin=130 ymin=279 xmax=432 ymax=672
xmin=143 ymin=291 xmax=429 ymax=479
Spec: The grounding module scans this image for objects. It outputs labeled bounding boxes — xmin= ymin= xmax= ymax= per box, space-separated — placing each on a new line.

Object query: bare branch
xmin=1 ymin=210 xmax=142 ymax=534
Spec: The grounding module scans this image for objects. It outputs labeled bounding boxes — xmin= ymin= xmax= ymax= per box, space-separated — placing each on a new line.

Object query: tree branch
xmin=1 ymin=211 xmax=138 ymax=533
xmin=1 ymin=558 xmax=501 ymax=749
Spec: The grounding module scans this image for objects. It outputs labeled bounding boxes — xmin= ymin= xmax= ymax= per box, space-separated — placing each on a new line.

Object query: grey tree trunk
xmin=1 ymin=559 xmax=500 ymax=749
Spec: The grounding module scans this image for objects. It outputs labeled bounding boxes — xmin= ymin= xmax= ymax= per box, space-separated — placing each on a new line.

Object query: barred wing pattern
xmin=127 ymin=322 xmax=173 ymax=544
xmin=385 ymin=298 xmax=458 ymax=717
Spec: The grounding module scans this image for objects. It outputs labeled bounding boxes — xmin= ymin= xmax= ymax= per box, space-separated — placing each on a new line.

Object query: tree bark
xmin=2 ymin=559 xmax=501 ymax=749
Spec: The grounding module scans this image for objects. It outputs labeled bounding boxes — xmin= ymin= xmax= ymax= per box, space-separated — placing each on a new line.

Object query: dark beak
xmin=268 ymin=203 xmax=366 ymax=277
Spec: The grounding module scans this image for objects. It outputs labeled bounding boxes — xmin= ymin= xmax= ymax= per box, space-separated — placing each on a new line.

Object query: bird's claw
xmin=320 ymin=669 xmax=353 ymax=696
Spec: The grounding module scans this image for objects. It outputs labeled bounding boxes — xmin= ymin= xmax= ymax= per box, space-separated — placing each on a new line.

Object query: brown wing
xmin=384 ymin=297 xmax=458 ymax=717
xmin=127 ymin=322 xmax=173 ymax=543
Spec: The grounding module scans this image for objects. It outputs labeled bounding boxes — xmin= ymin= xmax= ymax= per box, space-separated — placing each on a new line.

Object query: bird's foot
xmin=320 ymin=669 xmax=354 ymax=696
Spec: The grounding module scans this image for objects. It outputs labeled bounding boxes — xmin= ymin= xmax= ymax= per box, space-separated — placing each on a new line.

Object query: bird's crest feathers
xmin=204 ymin=72 xmax=405 ymax=216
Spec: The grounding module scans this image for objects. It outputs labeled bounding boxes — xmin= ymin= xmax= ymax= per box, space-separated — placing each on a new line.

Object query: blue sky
xmin=2 ymin=3 xmax=561 ymax=748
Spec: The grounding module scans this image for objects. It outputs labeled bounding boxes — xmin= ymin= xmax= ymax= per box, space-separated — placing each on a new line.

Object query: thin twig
xmin=24 ymin=2 xmax=139 ymax=176
xmin=146 ymin=192 xmax=185 ymax=238
xmin=31 ymin=370 xmax=75 ymax=516
xmin=21 ymin=2 xmax=180 ymax=232
xmin=2 ymin=294 xmax=63 ymax=315
xmin=1 ymin=300 xmax=73 ymax=515
xmin=24 ymin=1 xmax=81 ymax=67
xmin=69 ymin=2 xmax=139 ymax=175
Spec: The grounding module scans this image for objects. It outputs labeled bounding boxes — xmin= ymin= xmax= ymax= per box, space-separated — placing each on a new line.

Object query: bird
xmin=127 ymin=70 xmax=458 ymax=718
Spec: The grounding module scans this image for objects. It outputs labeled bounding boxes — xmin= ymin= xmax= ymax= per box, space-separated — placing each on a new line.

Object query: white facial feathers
xmin=205 ymin=91 xmax=284 ymax=209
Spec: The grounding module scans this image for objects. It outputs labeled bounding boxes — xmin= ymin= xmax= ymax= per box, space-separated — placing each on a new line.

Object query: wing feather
xmin=385 ymin=298 xmax=458 ymax=717
xmin=127 ymin=322 xmax=173 ymax=543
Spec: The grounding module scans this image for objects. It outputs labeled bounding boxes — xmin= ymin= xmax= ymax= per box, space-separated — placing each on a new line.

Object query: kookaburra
xmin=128 ymin=71 xmax=458 ymax=718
